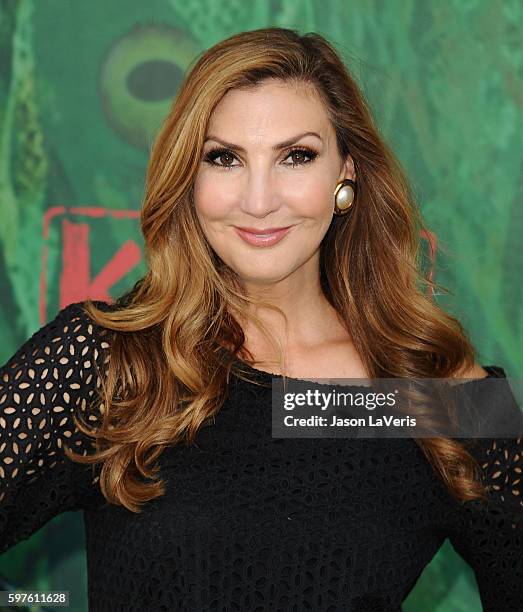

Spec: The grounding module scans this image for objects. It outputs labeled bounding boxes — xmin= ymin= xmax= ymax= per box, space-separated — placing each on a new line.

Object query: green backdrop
xmin=0 ymin=1 xmax=521 ymax=610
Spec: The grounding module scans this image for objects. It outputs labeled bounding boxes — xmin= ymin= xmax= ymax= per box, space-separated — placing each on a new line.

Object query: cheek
xmin=281 ymin=175 xmax=334 ymax=217
xmin=193 ymin=180 xmax=232 ymax=229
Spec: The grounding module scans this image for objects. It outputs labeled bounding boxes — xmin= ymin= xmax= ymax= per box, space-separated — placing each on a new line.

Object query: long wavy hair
xmin=66 ymin=26 xmax=486 ymax=513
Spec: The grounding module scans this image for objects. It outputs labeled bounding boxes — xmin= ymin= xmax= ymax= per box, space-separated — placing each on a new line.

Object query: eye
xmin=203 ymin=147 xmax=239 ymax=170
xmin=202 ymin=146 xmax=318 ymax=170
xmin=283 ymin=146 xmax=318 ymax=167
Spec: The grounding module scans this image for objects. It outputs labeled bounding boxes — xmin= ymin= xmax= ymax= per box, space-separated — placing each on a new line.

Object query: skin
xmin=193 ymin=78 xmax=486 ymax=381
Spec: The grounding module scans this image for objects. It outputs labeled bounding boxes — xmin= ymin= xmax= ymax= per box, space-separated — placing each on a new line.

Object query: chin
xmin=237 ymin=265 xmax=298 ymax=285
xmin=222 ymin=251 xmax=303 ymax=282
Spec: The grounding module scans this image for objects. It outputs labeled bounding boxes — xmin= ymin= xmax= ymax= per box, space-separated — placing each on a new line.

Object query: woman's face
xmin=193 ymin=79 xmax=355 ymax=290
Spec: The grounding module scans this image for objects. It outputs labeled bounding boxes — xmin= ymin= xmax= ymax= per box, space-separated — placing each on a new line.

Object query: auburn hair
xmin=65 ymin=26 xmax=486 ymax=513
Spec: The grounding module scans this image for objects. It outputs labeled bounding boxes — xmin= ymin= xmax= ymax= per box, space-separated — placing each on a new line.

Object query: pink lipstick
xmin=234 ymin=226 xmax=293 ymax=247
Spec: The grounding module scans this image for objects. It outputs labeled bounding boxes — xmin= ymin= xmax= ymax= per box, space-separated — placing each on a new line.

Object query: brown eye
xmin=204 ymin=147 xmax=238 ymax=170
xmin=217 ymin=152 xmax=234 ymax=166
xmin=290 ymin=150 xmax=306 ymax=164
xmin=283 ymin=147 xmax=318 ymax=167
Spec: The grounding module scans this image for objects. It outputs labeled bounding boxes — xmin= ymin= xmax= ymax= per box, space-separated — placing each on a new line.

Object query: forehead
xmin=207 ymin=79 xmax=331 ymax=140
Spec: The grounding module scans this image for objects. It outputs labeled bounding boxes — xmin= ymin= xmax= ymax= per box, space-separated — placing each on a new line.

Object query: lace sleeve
xmin=447 ymin=373 xmax=523 ymax=611
xmin=0 ymin=301 xmax=110 ymax=553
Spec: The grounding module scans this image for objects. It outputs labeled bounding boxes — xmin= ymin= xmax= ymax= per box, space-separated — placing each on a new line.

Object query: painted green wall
xmin=1 ymin=1 xmax=521 ymax=610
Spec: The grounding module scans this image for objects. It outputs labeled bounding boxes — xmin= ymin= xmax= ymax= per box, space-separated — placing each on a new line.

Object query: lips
xmin=234 ymin=225 xmax=293 ymax=247
xmin=235 ymin=226 xmax=292 ymax=234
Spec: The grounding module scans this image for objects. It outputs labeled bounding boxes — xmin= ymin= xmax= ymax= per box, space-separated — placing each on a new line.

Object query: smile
xmin=234 ymin=226 xmax=293 ymax=247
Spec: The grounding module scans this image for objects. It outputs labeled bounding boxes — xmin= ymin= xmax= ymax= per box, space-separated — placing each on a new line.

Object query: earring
xmin=333 ymin=179 xmax=356 ymax=215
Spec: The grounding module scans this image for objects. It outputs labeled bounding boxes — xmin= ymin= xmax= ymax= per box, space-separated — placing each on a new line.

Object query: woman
xmin=1 ymin=27 xmax=521 ymax=611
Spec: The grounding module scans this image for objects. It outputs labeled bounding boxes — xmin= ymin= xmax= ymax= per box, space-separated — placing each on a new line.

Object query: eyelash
xmin=203 ymin=146 xmax=318 ymax=170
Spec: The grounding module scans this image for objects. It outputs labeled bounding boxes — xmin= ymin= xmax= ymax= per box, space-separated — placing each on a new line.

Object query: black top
xmin=1 ymin=301 xmax=522 ymax=611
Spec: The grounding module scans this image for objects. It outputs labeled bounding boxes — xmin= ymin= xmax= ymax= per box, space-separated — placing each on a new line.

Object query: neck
xmin=237 ymin=275 xmax=349 ymax=359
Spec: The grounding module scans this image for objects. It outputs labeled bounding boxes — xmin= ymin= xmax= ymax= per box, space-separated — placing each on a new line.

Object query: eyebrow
xmin=204 ymin=131 xmax=323 ymax=152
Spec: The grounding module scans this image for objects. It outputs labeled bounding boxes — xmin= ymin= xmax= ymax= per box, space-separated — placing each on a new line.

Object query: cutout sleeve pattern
xmin=0 ymin=302 xmax=109 ymax=553
xmin=448 ymin=424 xmax=523 ymax=609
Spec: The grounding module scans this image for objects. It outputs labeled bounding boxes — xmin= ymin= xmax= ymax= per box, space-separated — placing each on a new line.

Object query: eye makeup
xmin=202 ymin=145 xmax=319 ymax=170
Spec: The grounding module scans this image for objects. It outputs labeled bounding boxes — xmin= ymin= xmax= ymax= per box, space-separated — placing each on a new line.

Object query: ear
xmin=339 ymin=154 xmax=356 ymax=182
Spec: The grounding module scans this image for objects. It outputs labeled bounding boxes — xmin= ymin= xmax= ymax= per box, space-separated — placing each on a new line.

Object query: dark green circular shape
xmin=98 ymin=24 xmax=200 ymax=149
xmin=126 ymin=60 xmax=182 ymax=102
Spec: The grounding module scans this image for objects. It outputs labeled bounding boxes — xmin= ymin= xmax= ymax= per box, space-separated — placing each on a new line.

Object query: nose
xmin=238 ymin=170 xmax=282 ymax=218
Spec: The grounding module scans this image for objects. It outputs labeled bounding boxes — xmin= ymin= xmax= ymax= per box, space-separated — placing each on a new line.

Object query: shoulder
xmin=61 ymin=299 xmax=115 ymax=321
xmin=50 ymin=300 xmax=114 ymax=359
xmin=0 ymin=300 xmax=115 ymax=457
xmin=460 ymin=434 xmax=523 ymax=532
xmin=33 ymin=299 xmax=114 ymax=332
xmin=454 ymin=365 xmax=523 ymax=522
xmin=1 ymin=301 xmax=114 ymax=398
xmin=451 ymin=361 xmax=490 ymax=380
xmin=55 ymin=299 xmax=115 ymax=343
